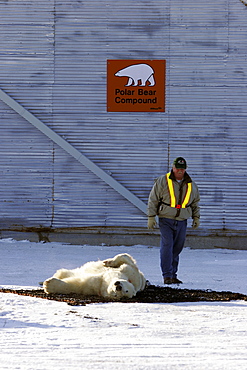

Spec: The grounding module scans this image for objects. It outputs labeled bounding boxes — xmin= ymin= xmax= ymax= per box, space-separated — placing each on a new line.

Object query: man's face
xmin=172 ymin=166 xmax=186 ymax=181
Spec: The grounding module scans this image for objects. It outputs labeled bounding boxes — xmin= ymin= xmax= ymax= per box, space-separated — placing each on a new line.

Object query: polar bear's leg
xmin=125 ymin=77 xmax=134 ymax=86
xmin=43 ymin=277 xmax=70 ymax=294
xmin=53 ymin=268 xmax=72 ymax=279
xmin=132 ymin=78 xmax=139 ymax=86
xmin=140 ymin=78 xmax=148 ymax=86
xmin=103 ymin=253 xmax=136 ymax=268
xmin=43 ymin=276 xmax=83 ymax=294
xmin=147 ymin=74 xmax=155 ymax=86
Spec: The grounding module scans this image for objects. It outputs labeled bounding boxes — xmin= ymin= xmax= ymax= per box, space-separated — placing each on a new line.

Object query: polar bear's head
xmin=107 ymin=279 xmax=136 ymax=299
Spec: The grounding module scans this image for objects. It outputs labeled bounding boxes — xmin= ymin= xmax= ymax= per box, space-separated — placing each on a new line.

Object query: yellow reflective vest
xmin=166 ymin=172 xmax=192 ymax=209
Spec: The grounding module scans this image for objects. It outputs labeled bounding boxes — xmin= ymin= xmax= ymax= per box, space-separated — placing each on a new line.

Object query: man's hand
xmin=192 ymin=217 xmax=200 ymax=229
xmin=148 ymin=216 xmax=156 ymax=230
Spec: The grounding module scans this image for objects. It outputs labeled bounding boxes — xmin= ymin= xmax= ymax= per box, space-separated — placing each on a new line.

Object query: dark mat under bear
xmin=1 ymin=285 xmax=246 ymax=306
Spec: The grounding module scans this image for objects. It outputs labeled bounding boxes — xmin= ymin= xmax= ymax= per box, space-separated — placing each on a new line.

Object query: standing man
xmin=147 ymin=157 xmax=200 ymax=285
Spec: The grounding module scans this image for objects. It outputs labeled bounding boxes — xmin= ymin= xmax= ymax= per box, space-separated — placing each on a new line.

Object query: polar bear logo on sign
xmin=115 ymin=63 xmax=155 ymax=87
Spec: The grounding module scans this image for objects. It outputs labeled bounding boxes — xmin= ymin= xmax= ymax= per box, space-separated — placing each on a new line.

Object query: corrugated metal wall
xmin=0 ymin=0 xmax=247 ymax=233
xmin=0 ymin=1 xmax=54 ymax=228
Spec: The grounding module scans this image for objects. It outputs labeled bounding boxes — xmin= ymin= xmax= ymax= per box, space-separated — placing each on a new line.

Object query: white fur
xmin=43 ymin=253 xmax=146 ymax=300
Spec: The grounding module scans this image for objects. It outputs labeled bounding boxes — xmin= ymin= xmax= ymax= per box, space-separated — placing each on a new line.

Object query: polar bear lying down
xmin=43 ymin=253 xmax=146 ymax=300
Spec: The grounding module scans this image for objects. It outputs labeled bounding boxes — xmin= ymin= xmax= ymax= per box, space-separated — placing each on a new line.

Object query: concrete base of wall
xmin=0 ymin=227 xmax=247 ymax=250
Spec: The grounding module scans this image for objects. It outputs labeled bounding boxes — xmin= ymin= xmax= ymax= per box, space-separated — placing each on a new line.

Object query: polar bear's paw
xmin=43 ymin=277 xmax=66 ymax=294
xmin=103 ymin=253 xmax=136 ymax=268
xmin=103 ymin=258 xmax=116 ymax=268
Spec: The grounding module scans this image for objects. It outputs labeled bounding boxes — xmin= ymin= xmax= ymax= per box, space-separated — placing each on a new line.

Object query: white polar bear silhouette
xmin=115 ymin=63 xmax=155 ymax=87
xmin=43 ymin=253 xmax=147 ymax=300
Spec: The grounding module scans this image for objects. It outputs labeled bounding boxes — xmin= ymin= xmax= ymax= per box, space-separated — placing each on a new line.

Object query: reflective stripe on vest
xmin=166 ymin=172 xmax=192 ymax=208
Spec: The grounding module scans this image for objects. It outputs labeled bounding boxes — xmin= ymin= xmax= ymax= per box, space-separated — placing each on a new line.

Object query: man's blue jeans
xmin=159 ymin=217 xmax=187 ymax=279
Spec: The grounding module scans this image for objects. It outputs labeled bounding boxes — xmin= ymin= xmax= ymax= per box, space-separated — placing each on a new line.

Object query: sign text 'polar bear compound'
xmin=107 ymin=60 xmax=166 ymax=112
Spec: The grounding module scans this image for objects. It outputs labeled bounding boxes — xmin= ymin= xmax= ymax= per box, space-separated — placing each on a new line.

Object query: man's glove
xmin=148 ymin=216 xmax=156 ymax=230
xmin=192 ymin=217 xmax=200 ymax=229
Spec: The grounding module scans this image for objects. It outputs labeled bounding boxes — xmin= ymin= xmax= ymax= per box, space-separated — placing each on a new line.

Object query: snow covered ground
xmin=0 ymin=238 xmax=246 ymax=370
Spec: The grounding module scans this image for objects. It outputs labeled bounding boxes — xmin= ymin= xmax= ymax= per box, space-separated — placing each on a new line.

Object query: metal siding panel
xmin=168 ymin=0 xmax=247 ymax=232
xmin=0 ymin=107 xmax=54 ymax=228
xmin=0 ymin=1 xmax=54 ymax=229
xmin=0 ymin=0 xmax=247 ymax=233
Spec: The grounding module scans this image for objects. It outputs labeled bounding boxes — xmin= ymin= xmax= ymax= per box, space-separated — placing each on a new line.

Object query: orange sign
xmin=107 ymin=60 xmax=166 ymax=112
